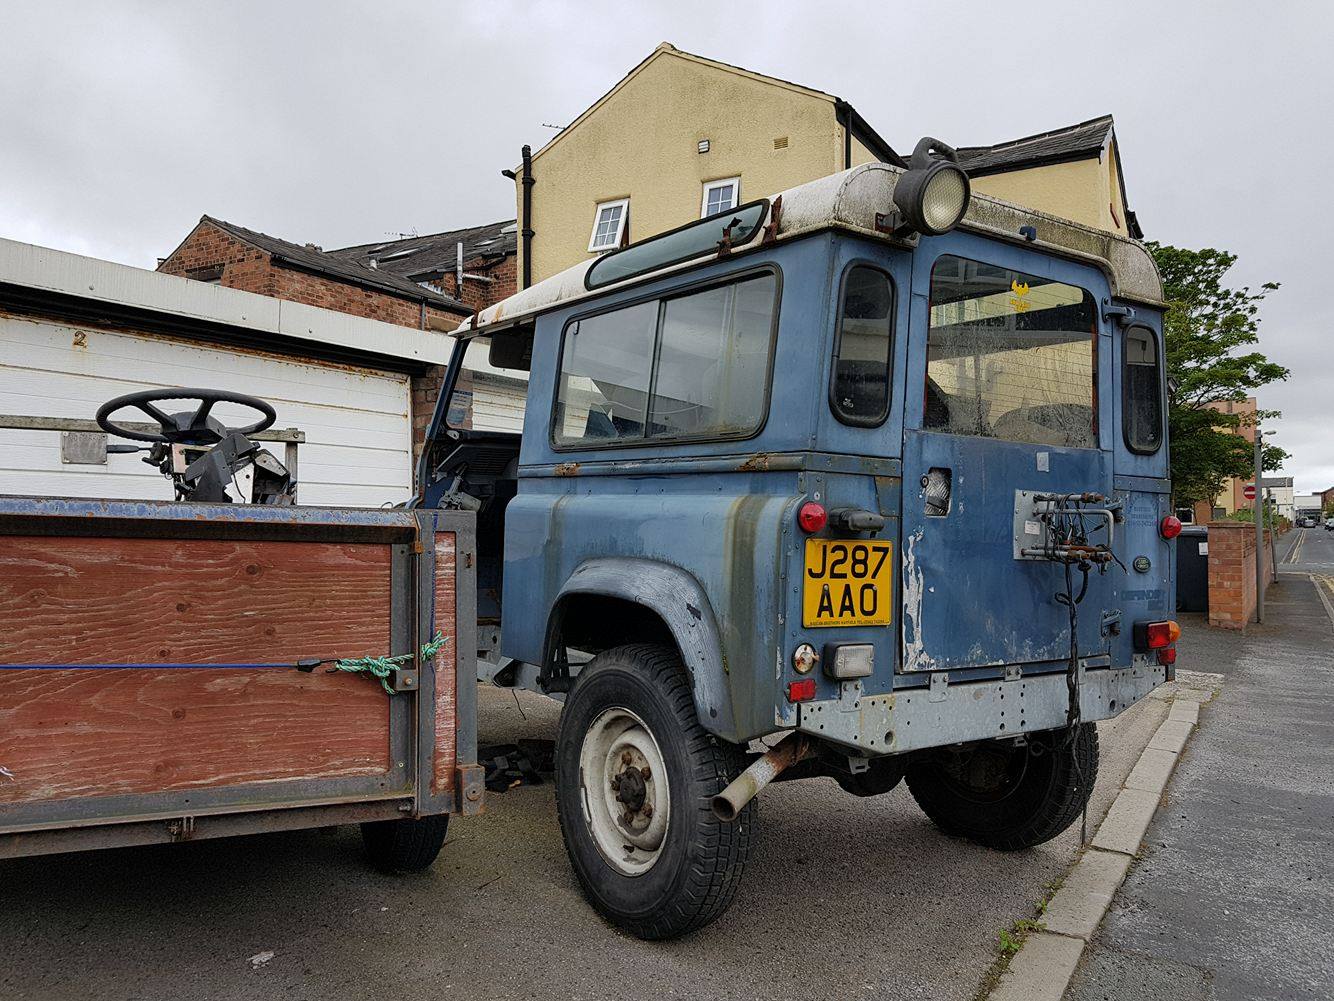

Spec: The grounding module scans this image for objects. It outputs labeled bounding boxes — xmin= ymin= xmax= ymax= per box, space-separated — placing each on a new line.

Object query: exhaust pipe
xmin=712 ymin=736 xmax=808 ymax=821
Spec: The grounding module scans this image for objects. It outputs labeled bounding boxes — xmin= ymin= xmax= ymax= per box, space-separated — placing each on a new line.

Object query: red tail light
xmin=786 ymin=678 xmax=817 ymax=703
xmin=1157 ymin=646 xmax=1177 ymax=666
xmin=1144 ymin=620 xmax=1181 ymax=649
xmin=798 ymin=501 xmax=827 ymax=534
xmin=1160 ymin=515 xmax=1182 ymax=539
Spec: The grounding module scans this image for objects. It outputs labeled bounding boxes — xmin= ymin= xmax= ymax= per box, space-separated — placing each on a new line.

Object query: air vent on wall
xmin=773 ymin=136 xmax=789 ymax=150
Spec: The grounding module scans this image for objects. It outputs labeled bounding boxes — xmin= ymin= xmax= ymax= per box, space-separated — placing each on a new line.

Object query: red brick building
xmin=158 ymin=215 xmax=519 ymax=454
xmin=331 ymin=220 xmax=518 ymax=313
xmin=159 ymin=216 xmax=472 ymax=329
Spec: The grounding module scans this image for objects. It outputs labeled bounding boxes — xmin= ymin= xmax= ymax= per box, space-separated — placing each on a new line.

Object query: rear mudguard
xmin=546 ymin=557 xmax=738 ymax=741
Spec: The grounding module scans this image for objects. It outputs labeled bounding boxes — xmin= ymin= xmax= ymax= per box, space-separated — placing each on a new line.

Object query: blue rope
xmin=0 ymin=631 xmax=450 ymax=697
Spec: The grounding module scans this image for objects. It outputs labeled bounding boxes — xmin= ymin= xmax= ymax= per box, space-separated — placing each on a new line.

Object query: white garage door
xmin=0 ymin=315 xmax=415 ymax=507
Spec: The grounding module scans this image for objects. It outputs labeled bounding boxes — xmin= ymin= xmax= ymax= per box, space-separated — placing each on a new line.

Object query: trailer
xmin=0 ymin=399 xmax=480 ymax=866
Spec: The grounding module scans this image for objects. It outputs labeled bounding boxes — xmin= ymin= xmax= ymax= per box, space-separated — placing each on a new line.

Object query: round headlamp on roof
xmin=891 ymin=137 xmax=972 ymax=236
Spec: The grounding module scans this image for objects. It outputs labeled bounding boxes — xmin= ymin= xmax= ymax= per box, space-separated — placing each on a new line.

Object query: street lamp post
xmin=1254 ymin=428 xmax=1265 ymax=624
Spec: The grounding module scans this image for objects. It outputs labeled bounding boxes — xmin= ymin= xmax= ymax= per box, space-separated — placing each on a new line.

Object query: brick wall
xmin=1207 ymin=521 xmax=1274 ymax=629
xmin=437 ymin=252 xmax=518 ymax=312
xmin=159 ymin=220 xmax=464 ymax=329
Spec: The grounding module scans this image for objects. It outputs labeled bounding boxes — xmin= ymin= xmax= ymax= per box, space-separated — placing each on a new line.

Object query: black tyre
xmin=554 ymin=644 xmax=754 ymax=940
xmin=905 ymin=723 xmax=1098 ymax=850
xmin=835 ymin=757 xmax=906 ymax=798
xmin=360 ymin=814 xmax=449 ymax=873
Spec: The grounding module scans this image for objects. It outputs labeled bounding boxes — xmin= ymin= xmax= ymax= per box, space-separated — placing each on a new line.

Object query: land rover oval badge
xmin=1133 ymin=556 xmax=1152 ymax=573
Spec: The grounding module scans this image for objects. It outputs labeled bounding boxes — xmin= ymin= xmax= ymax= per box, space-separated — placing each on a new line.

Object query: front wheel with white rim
xmin=554 ymin=644 xmax=754 ymax=940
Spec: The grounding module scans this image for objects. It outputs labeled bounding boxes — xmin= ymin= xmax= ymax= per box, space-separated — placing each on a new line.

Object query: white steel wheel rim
xmin=578 ymin=706 xmax=670 ymax=876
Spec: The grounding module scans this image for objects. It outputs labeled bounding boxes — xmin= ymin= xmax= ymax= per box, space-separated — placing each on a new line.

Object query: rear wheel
xmin=360 ymin=814 xmax=449 ymax=873
xmin=906 ymin=723 xmax=1098 ymax=850
xmin=554 ymin=644 xmax=754 ymax=940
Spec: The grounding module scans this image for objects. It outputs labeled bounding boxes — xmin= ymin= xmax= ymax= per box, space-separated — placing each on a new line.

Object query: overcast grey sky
xmin=3 ymin=0 xmax=1331 ymax=493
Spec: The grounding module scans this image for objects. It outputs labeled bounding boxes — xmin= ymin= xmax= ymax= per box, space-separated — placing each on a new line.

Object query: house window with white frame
xmin=701 ymin=177 xmax=740 ymax=218
xmin=589 ymin=198 xmax=629 ymax=252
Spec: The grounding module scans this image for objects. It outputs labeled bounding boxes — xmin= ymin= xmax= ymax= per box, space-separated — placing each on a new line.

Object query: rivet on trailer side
xmin=419 ymin=139 xmax=1176 ymax=940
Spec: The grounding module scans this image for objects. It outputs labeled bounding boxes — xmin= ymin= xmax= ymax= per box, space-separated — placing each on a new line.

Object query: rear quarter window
xmin=830 ymin=265 xmax=895 ymax=427
xmin=1123 ymin=326 xmax=1164 ymax=453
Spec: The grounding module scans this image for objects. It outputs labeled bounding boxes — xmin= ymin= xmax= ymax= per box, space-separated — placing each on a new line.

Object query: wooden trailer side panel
xmin=0 ymin=535 xmax=394 ymax=806
xmin=432 ymin=531 xmax=457 ymax=796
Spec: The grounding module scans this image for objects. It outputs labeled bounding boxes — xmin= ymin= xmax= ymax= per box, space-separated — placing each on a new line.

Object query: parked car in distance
xmin=1325 ymin=517 xmax=1334 ymax=531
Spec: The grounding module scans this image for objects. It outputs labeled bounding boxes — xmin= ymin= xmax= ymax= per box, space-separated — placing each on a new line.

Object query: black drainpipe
xmin=520 ymin=145 xmax=534 ymax=290
xmin=502 ymin=144 xmax=535 ymax=291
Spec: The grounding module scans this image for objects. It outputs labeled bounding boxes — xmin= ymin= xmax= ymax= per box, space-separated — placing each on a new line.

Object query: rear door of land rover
xmin=899 ymin=238 xmax=1116 ymax=673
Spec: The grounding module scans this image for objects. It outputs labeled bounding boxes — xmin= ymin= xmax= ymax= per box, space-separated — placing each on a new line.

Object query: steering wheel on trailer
xmin=95 ymin=388 xmax=277 ymax=445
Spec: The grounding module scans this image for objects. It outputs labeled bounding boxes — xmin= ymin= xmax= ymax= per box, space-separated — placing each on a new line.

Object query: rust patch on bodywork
xmin=552 ymin=462 xmax=581 ymax=477
xmin=738 ymin=453 xmax=772 ymax=472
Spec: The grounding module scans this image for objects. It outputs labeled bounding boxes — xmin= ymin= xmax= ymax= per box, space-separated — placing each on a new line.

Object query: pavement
xmin=0 ymin=669 xmax=1169 ymax=1000
xmin=1065 ymin=527 xmax=1334 ymax=1001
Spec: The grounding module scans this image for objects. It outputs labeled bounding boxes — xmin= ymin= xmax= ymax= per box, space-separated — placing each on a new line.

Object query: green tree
xmin=1148 ymin=243 xmax=1289 ymax=508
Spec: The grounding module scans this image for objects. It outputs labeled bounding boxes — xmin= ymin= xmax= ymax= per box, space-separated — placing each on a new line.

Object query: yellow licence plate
xmin=802 ymin=539 xmax=894 ymax=627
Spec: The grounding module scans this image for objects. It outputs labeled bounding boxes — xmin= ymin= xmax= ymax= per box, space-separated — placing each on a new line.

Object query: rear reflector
xmin=798 ymin=501 xmax=827 ymax=534
xmin=1160 ymin=515 xmax=1183 ymax=539
xmin=1157 ymin=646 xmax=1177 ymax=666
xmin=786 ymin=678 xmax=817 ymax=703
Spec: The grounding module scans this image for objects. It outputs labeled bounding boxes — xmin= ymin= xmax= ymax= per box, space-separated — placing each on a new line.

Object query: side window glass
xmin=649 ymin=273 xmax=777 ymax=438
xmin=1123 ymin=326 xmax=1163 ymax=453
xmin=926 ymin=255 xmax=1097 ymax=449
xmin=831 ymin=265 xmax=894 ymax=426
xmin=553 ymin=300 xmax=658 ymax=444
xmin=553 ymin=272 xmax=779 ymax=447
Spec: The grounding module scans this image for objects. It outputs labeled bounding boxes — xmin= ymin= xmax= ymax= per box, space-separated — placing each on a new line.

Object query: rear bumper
xmin=796 ymin=659 xmax=1167 ymax=755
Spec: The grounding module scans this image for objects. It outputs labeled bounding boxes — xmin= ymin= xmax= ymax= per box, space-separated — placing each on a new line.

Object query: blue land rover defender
xmin=420 ymin=142 xmax=1178 ymax=940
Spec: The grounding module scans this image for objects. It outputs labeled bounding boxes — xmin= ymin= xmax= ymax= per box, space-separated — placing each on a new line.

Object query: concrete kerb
xmin=983 ymin=675 xmax=1220 ymax=1001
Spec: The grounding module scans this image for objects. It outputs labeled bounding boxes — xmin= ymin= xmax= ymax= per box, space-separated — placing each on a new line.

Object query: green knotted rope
xmin=329 ymin=631 xmax=449 ymax=695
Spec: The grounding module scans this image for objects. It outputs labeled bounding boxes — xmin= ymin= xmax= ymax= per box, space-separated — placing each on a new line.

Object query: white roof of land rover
xmin=455 ymin=162 xmax=1164 ymax=336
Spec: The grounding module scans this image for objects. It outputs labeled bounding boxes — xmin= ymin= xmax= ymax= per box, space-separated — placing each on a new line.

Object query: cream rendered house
xmin=511 ymin=43 xmax=1140 ymax=287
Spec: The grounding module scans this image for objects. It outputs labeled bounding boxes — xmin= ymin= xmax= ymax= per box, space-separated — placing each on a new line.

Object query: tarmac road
xmin=1281 ymin=523 xmax=1334 ymax=576
xmin=0 ymin=677 xmax=1169 ymax=1001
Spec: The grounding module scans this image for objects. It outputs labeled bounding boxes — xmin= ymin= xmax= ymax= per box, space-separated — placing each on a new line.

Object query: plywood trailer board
xmin=0 ymin=496 xmax=478 ymax=855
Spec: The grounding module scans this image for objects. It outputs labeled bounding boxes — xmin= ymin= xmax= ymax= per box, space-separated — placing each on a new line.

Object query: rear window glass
xmin=1123 ymin=326 xmax=1163 ymax=453
xmin=831 ymin=265 xmax=894 ymax=426
xmin=554 ymin=271 xmax=779 ymax=447
xmin=926 ymin=256 xmax=1097 ymax=449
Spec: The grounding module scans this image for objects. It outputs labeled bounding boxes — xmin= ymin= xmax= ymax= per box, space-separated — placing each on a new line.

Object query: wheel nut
xmin=640 ymin=765 xmax=650 ymax=779
xmin=642 ymin=804 xmax=653 ymax=819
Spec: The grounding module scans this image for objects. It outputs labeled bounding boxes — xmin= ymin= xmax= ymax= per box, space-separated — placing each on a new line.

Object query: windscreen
xmin=446 ymin=332 xmax=532 ymax=434
xmin=926 ymin=255 xmax=1097 ymax=449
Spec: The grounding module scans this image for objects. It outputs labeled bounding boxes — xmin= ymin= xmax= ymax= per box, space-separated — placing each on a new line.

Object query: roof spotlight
xmin=888 ymin=137 xmax=971 ymax=237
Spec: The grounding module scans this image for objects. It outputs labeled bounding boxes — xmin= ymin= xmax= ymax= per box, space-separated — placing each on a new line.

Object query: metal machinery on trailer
xmin=419 ymin=140 xmax=1179 ymax=939
xmin=1 ymin=389 xmax=481 ymax=870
